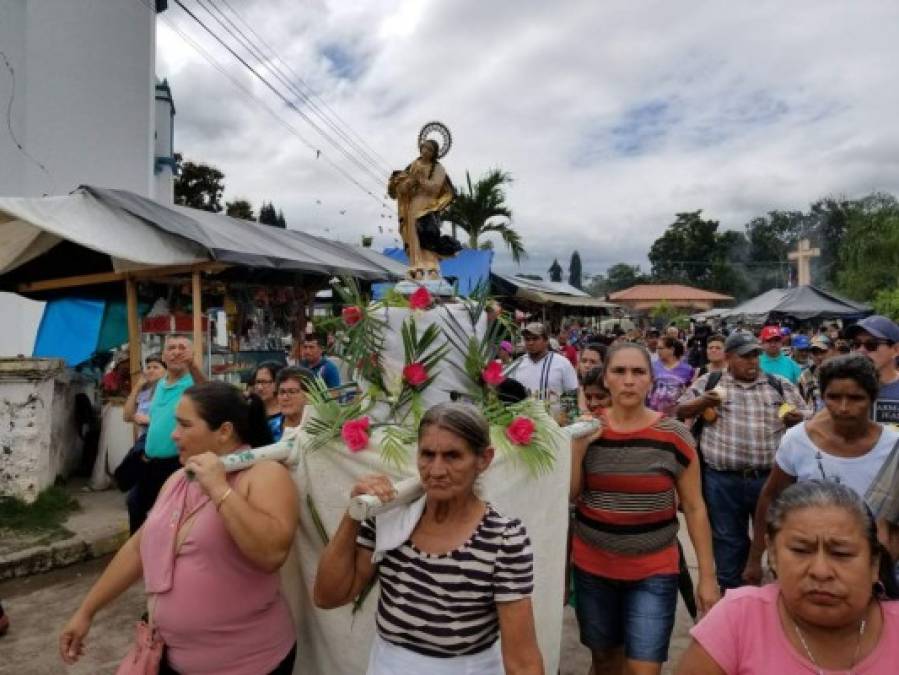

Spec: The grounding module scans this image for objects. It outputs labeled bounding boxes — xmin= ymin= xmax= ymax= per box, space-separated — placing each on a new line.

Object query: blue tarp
xmin=33 ymin=298 xmax=106 ymax=366
xmin=372 ymin=248 xmax=493 ymax=298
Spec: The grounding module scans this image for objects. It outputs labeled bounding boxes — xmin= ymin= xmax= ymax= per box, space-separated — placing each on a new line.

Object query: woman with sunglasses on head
xmin=678 ymin=480 xmax=899 ymax=674
xmin=743 ymin=354 xmax=899 ymax=585
xmin=274 ymin=366 xmax=313 ymax=440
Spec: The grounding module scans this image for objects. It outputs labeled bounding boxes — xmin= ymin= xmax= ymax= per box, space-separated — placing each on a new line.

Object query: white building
xmin=0 ymin=0 xmax=175 ymax=355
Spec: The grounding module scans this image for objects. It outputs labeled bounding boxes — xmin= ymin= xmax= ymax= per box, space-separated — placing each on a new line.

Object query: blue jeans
xmin=572 ymin=566 xmax=678 ymax=663
xmin=702 ymin=467 xmax=769 ymax=590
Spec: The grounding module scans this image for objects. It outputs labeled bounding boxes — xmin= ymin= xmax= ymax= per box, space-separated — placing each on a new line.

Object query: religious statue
xmin=388 ymin=122 xmax=461 ymax=280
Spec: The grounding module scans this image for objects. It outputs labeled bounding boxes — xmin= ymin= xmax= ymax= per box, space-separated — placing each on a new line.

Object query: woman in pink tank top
xmin=60 ymin=382 xmax=299 ymax=675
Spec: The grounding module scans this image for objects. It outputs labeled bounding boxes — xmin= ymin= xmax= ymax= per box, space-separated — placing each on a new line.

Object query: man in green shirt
xmin=758 ymin=325 xmax=802 ymax=384
xmin=127 ymin=334 xmax=203 ymax=532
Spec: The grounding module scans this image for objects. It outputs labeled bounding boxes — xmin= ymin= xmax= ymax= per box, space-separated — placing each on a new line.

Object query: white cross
xmin=788 ymin=238 xmax=820 ymax=286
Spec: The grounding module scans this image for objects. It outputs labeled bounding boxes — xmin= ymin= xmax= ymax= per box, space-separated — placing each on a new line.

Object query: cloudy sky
xmin=156 ymin=0 xmax=899 ymax=279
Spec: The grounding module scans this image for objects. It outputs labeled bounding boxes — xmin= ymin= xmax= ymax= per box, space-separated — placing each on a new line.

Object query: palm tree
xmin=444 ymin=169 xmax=525 ymax=263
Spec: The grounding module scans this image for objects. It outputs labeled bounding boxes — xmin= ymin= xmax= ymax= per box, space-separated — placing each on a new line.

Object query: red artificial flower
xmin=505 ymin=416 xmax=536 ymax=446
xmin=341 ymin=417 xmax=371 ymax=453
xmin=408 ymin=287 xmax=433 ymax=310
xmin=341 ymin=306 xmax=362 ymax=326
xmin=482 ymin=360 xmax=506 ymax=386
xmin=403 ymin=362 xmax=429 ymax=386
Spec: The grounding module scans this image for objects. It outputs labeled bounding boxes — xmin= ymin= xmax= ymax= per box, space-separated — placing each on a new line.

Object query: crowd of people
xmin=40 ymin=309 xmax=899 ymax=673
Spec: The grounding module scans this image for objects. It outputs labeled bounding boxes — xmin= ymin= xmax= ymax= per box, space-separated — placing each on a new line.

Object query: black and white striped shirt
xmin=356 ymin=504 xmax=534 ymax=658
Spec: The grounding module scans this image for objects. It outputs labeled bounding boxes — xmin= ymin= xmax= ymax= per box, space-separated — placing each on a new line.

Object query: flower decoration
xmin=403 ymin=362 xmax=429 ymax=387
xmin=505 ymin=416 xmax=536 ymax=446
xmin=341 ymin=306 xmax=363 ymax=326
xmin=341 ymin=417 xmax=371 ymax=453
xmin=408 ymin=287 xmax=433 ymax=310
xmin=481 ymin=360 xmax=506 ymax=386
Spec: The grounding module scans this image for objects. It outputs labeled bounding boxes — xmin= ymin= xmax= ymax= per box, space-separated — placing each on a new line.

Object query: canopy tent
xmin=721 ymin=286 xmax=872 ymax=323
xmin=0 ymin=186 xmax=407 ymax=299
xmin=491 ymin=273 xmax=619 ymax=321
xmin=0 ymin=186 xmax=408 ymax=373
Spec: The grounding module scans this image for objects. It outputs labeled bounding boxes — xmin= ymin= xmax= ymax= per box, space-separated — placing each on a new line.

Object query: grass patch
xmin=0 ymin=485 xmax=80 ymax=533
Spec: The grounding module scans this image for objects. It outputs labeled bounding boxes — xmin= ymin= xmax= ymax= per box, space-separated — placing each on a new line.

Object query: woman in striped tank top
xmin=570 ymin=342 xmax=720 ymax=674
xmin=314 ymin=402 xmax=544 ymax=674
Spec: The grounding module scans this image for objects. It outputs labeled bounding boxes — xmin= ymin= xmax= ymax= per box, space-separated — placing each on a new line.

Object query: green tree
xmin=443 ymin=169 xmax=525 ymax=263
xmin=258 ymin=201 xmax=287 ymax=228
xmin=174 ymin=154 xmax=225 ymax=212
xmin=548 ymin=259 xmax=563 ymax=282
xmin=225 ymin=198 xmax=255 ymax=221
xmin=837 ymin=194 xmax=899 ymax=300
xmin=648 ymin=210 xmax=722 ymax=287
xmin=569 ymin=251 xmax=583 ymax=289
xmin=605 ymin=263 xmax=648 ymax=292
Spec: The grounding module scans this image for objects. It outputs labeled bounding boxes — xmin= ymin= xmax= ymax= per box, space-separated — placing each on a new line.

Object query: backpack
xmin=690 ymin=370 xmax=785 ymax=454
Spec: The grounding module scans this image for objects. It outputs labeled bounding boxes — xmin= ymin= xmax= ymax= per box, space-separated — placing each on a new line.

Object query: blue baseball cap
xmin=791 ymin=335 xmax=811 ymax=350
xmin=844 ymin=315 xmax=899 ymax=344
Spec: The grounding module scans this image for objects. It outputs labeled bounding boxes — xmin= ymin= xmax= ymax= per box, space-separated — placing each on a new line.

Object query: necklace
xmin=791 ymin=613 xmax=866 ymax=674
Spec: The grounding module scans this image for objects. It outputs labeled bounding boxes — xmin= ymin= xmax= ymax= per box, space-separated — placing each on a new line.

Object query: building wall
xmin=0 ymin=0 xmax=171 ymax=356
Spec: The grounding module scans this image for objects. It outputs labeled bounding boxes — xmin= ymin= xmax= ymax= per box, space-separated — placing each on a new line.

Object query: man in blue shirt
xmin=758 ymin=325 xmax=802 ymax=384
xmin=300 ymin=333 xmax=341 ymax=389
xmin=127 ymin=334 xmax=202 ymax=532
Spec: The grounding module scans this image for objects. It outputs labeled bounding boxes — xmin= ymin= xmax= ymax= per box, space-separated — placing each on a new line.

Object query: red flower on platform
xmin=482 ymin=360 xmax=506 ymax=386
xmin=409 ymin=287 xmax=433 ymax=310
xmin=341 ymin=306 xmax=362 ymax=326
xmin=505 ymin=416 xmax=536 ymax=446
xmin=341 ymin=417 xmax=371 ymax=453
xmin=403 ymin=362 xmax=429 ymax=387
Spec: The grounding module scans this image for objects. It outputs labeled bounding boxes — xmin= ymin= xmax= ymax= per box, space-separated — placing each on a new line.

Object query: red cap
xmin=759 ymin=326 xmax=781 ymax=342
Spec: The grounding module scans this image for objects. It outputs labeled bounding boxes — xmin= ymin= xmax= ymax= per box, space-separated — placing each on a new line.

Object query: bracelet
xmin=215 ymin=487 xmax=233 ymax=511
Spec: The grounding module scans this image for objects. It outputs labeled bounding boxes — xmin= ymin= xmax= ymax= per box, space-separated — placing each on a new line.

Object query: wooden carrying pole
xmin=192 ymin=270 xmax=203 ymax=370
xmin=125 ymin=277 xmax=141 ymax=379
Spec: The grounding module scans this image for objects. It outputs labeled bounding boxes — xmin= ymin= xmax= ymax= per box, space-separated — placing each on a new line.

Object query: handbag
xmin=114 ymin=432 xmax=147 ymax=492
xmin=116 ymin=501 xmax=204 ymax=674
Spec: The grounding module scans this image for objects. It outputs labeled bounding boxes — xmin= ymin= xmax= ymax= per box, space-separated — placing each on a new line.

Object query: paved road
xmin=0 ymin=556 xmax=692 ymax=674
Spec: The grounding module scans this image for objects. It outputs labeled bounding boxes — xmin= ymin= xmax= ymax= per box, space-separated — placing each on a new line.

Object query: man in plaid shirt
xmin=676 ymin=332 xmax=809 ymax=590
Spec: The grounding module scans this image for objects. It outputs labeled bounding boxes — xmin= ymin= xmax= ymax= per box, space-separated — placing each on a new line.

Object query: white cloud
xmin=156 ymin=0 xmax=899 ymax=278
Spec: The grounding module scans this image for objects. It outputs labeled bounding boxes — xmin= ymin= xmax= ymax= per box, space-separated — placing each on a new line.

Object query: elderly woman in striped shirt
xmin=570 ymin=342 xmax=720 ymax=675
xmin=314 ymin=402 xmax=543 ymax=675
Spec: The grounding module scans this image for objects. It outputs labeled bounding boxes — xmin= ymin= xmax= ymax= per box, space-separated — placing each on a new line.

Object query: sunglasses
xmin=764 ymin=338 xmax=782 ymax=343
xmin=853 ymin=339 xmax=894 ymax=351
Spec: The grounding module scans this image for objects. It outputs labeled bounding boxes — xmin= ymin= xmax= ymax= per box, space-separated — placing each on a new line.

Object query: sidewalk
xmin=0 ymin=480 xmax=129 ymax=581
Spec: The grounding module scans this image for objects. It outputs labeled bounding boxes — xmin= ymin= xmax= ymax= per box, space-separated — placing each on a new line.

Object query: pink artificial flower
xmin=341 ymin=306 xmax=362 ymax=326
xmin=408 ymin=287 xmax=433 ymax=310
xmin=482 ymin=360 xmax=506 ymax=386
xmin=403 ymin=362 xmax=429 ymax=387
xmin=505 ymin=416 xmax=536 ymax=446
xmin=341 ymin=417 xmax=371 ymax=453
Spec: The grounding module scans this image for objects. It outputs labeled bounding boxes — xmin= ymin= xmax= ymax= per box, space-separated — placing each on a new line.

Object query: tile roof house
xmin=608 ymin=284 xmax=734 ymax=312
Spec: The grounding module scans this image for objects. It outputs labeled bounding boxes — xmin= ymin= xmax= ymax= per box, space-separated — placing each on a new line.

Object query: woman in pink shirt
xmin=677 ymin=479 xmax=899 ymax=674
xmin=59 ymin=382 xmax=299 ymax=675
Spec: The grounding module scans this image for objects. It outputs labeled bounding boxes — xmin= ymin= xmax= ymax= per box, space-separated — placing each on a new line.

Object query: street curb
xmin=0 ymin=526 xmax=128 ymax=581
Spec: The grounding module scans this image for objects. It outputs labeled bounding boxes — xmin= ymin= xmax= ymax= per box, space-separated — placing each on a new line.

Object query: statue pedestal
xmin=394 ymin=278 xmax=455 ymax=297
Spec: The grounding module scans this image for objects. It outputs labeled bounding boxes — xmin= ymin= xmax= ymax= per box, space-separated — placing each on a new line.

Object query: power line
xmin=144 ymin=1 xmax=388 ymax=207
xmin=173 ymin=0 xmax=387 ymax=195
xmin=208 ymin=0 xmax=393 ymax=176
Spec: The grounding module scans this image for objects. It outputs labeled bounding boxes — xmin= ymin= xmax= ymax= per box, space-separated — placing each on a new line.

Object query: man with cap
xmin=758 ymin=325 xmax=803 ymax=384
xmin=508 ymin=322 xmax=578 ymax=399
xmin=676 ymin=332 xmax=809 ymax=590
xmin=798 ymin=335 xmax=835 ymax=410
xmin=846 ymin=315 xmax=899 ymax=423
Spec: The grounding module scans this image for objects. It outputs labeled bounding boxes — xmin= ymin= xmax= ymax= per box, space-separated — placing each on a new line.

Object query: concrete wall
xmin=0 ymin=358 xmax=94 ymax=502
xmin=0 ymin=0 xmax=172 ymax=356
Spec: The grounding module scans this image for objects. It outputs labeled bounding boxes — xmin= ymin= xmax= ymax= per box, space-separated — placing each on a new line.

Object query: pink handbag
xmin=115 ymin=616 xmax=164 ymax=675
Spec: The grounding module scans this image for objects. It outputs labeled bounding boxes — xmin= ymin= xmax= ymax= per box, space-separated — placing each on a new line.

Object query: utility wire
xmin=203 ymin=0 xmax=392 ymax=178
xmin=143 ymin=0 xmax=387 ymax=207
xmin=174 ymin=0 xmax=387 ymax=195
xmin=217 ymin=0 xmax=393 ymax=173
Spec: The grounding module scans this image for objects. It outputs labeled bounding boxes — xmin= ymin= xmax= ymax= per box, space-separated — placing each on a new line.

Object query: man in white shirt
xmin=508 ymin=322 xmax=579 ymax=398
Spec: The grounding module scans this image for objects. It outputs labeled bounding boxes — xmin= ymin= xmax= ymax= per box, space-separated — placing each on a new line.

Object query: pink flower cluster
xmin=341 ymin=417 xmax=371 ymax=453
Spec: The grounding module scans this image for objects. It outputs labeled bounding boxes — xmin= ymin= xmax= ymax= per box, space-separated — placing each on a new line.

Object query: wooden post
xmin=125 ymin=277 xmax=141 ymax=379
xmin=192 ymin=270 xmax=203 ymax=370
